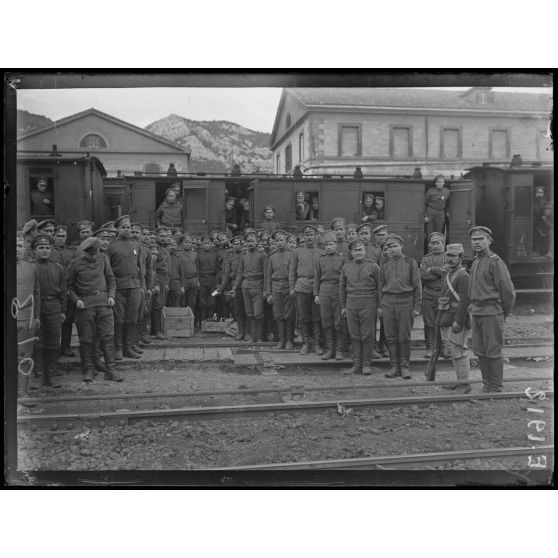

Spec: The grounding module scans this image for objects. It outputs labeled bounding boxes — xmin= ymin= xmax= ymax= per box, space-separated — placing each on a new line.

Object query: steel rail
xmin=17 ymin=390 xmax=553 ymax=430
xmin=212 ymin=445 xmax=555 ymax=471
xmin=21 ymin=375 xmax=553 ymax=405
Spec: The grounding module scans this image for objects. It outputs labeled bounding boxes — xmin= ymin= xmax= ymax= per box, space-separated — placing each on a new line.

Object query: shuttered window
xmin=490 ymin=129 xmax=510 ymax=160
xmin=339 ymin=125 xmax=361 ymax=156
xmin=298 ymin=133 xmax=304 ymax=163
xmin=441 ymin=128 xmax=461 ymax=159
xmin=285 ymin=144 xmax=292 ymax=172
xmin=391 ymin=126 xmax=412 ymax=159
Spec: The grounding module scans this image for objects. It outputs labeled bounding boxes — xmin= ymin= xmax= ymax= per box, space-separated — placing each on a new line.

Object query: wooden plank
xmin=233 ymin=353 xmax=259 ymax=367
xmin=165 ymin=348 xmax=181 ymax=360
xmin=202 ymin=348 xmax=218 ymax=361
xmin=145 ymin=348 xmax=166 ymax=361
xmin=217 ymin=348 xmax=233 ymax=361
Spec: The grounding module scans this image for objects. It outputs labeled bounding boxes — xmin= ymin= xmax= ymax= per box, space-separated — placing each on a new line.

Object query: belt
xmin=78 ymin=290 xmax=106 ymax=297
xmin=42 ymin=295 xmax=60 ymax=301
xmin=185 ymin=274 xmax=198 ymax=279
xmin=472 ymin=299 xmax=499 ymax=306
xmin=383 ymin=292 xmax=413 ymax=297
xmin=273 ymin=278 xmax=289 ymax=282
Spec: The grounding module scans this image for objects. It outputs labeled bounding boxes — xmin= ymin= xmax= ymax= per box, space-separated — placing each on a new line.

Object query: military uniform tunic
xmin=289 ymin=245 xmax=323 ymax=329
xmin=314 ymin=252 xmax=346 ymax=331
xmin=424 ymin=186 xmax=450 ymax=235
xmin=233 ymin=249 xmax=267 ymax=319
xmin=419 ymin=252 xmax=446 ymax=328
xmin=266 ymin=248 xmax=293 ymax=320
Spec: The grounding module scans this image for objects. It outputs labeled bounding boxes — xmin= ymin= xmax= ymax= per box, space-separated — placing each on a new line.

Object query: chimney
xmin=353 ymin=167 xmax=364 ymax=179
xmin=510 ymin=154 xmax=523 ymax=167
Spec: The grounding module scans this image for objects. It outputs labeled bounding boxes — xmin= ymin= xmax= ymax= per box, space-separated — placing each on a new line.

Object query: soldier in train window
xmin=31 ymin=178 xmax=54 ymax=215
xmin=307 ymin=196 xmax=319 ymax=221
xmin=237 ymin=198 xmax=252 ymax=233
xmin=534 ymin=202 xmax=553 ymax=257
xmin=374 ymin=196 xmax=385 ymax=219
xmin=361 ymin=193 xmax=378 ymax=223
xmin=295 ymin=191 xmax=310 ymax=221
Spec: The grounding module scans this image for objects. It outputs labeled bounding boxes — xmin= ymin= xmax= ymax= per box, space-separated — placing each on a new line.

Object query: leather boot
xmin=17 ymin=363 xmax=31 ymax=399
xmin=299 ymin=322 xmax=310 ymax=355
xmin=244 ymin=318 xmax=254 ymax=343
xmin=80 ymin=342 xmax=94 ymax=382
xmin=139 ymin=318 xmax=152 ymax=345
xmin=151 ymin=311 xmax=166 ymax=340
xmin=123 ymin=324 xmax=141 ymax=359
xmin=378 ymin=320 xmax=389 ymax=356
xmin=453 ymin=356 xmax=471 ymax=393
xmin=313 ymin=326 xmax=324 ymax=355
xmin=361 ymin=341 xmax=373 ymax=375
xmin=255 ymin=318 xmax=264 ymax=343
xmin=489 ymin=357 xmax=504 ymax=392
xmin=114 ymin=323 xmax=124 ymax=359
xmin=60 ymin=318 xmax=75 ymax=357
xmin=478 ymin=356 xmax=491 ymax=392
xmin=334 ymin=329 xmax=345 ymax=360
xmin=400 ymin=341 xmax=412 ymax=379
xmin=43 ymin=349 xmax=62 ymax=388
xmin=285 ymin=318 xmax=295 ymax=350
xmin=321 ymin=327 xmax=334 ymax=360
xmin=424 ymin=326 xmax=434 ymax=359
xmin=343 ymin=340 xmax=362 ymax=374
xmin=234 ymin=312 xmax=246 ymax=341
xmin=274 ymin=320 xmax=286 ymax=350
xmin=33 ymin=344 xmax=44 ymax=378
xmin=131 ymin=324 xmax=145 ymax=353
xmin=102 ymin=341 xmax=123 ymax=382
xmin=93 ymin=336 xmax=109 ymax=374
xmin=384 ymin=343 xmax=401 ymax=378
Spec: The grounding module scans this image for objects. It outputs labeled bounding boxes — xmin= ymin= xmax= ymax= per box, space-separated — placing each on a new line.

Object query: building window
xmin=298 ymin=132 xmax=304 ymax=163
xmin=440 ymin=127 xmax=462 ymax=159
xmin=144 ymin=163 xmax=161 ymax=174
xmin=276 ymin=154 xmax=281 ymax=174
xmin=285 ymin=144 xmax=292 ymax=173
xmin=390 ymin=126 xmax=412 ymax=159
xmin=490 ymin=129 xmax=510 ymax=160
xmin=80 ymin=133 xmax=107 ymax=149
xmin=286 ymin=113 xmax=291 ymax=129
xmin=338 ymin=124 xmax=361 ymax=157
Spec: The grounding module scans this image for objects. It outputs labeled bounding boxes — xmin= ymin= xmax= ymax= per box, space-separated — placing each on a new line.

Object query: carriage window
xmin=30 ymin=176 xmax=55 ymax=215
xmin=514 ymin=186 xmax=531 ymax=218
xmin=80 ymin=134 xmax=107 ymax=149
xmin=361 ymin=192 xmax=385 ymax=222
xmin=296 ymin=191 xmax=319 ymax=221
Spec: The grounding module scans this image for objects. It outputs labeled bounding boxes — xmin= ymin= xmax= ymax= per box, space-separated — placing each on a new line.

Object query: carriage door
xmin=182 ymin=180 xmax=209 ymax=234
xmin=447 ymin=180 xmax=475 ymax=261
xmin=251 ymin=179 xmax=294 ymax=231
xmin=507 ymin=173 xmax=533 ymax=263
xmin=320 ymin=180 xmax=361 ymax=227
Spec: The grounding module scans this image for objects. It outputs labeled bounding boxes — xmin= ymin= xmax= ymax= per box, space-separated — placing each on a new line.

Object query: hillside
xmin=145 ymin=114 xmax=273 ymax=174
xmin=17 ymin=110 xmax=53 ymax=137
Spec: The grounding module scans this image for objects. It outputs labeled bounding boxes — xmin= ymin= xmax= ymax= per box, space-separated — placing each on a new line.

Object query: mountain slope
xmin=17 ymin=110 xmax=54 ymax=137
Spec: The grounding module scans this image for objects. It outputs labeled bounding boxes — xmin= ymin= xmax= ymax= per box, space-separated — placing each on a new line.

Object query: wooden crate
xmin=201 ymin=318 xmax=234 ymax=333
xmin=162 ymin=306 xmax=195 ymax=338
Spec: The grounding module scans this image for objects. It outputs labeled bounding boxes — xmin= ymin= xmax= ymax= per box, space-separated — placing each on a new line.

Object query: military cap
xmin=101 ymin=221 xmax=115 ymax=229
xmin=264 ymin=205 xmax=275 ymax=212
xmin=535 ymin=187 xmax=545 ymax=194
xmin=356 ymin=223 xmax=372 ymax=233
xmin=243 ymin=230 xmax=257 ymax=240
xmin=372 ymin=225 xmax=388 ymax=235
xmin=446 ymin=243 xmax=464 ymax=255
xmin=37 ymin=178 xmax=48 ymax=186
xmin=130 ymin=222 xmax=143 ymax=230
xmin=80 ymin=237 xmax=100 ymax=251
xmin=364 ymin=193 xmax=374 ymax=201
xmin=114 ymin=215 xmax=131 ymax=228
xmin=348 ymin=239 xmax=365 ymax=251
xmin=78 ymin=220 xmax=94 ymax=231
xmin=271 ymin=230 xmax=287 ymax=240
xmin=31 ymin=234 xmax=54 ymax=249
xmin=230 ymin=235 xmax=242 ymax=245
xmin=36 ymin=219 xmax=56 ymax=230
xmin=155 ymin=226 xmax=170 ymax=234
xmin=23 ymin=219 xmax=39 ymax=236
xmin=93 ymin=228 xmax=114 ymax=238
xmin=200 ymin=234 xmax=213 ymax=243
xmin=346 ymin=223 xmax=357 ymax=231
xmin=385 ymin=234 xmax=404 ymax=246
xmin=428 ymin=232 xmax=446 ymax=243
xmin=322 ymin=232 xmax=337 ymax=244
xmin=217 ymin=232 xmax=228 ymax=241
xmin=301 ymin=223 xmax=318 ymax=234
xmin=469 ymin=226 xmax=492 ymax=238
xmin=330 ymin=217 xmax=346 ymax=230
xmin=54 ymin=225 xmax=68 ymax=234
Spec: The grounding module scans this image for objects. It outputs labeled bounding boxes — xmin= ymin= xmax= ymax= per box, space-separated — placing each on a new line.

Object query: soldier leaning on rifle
xmin=420 ymin=232 xmax=448 ymax=359
xmin=339 ymin=239 xmax=381 ymax=375
xmin=289 ymin=224 xmax=324 ymax=355
xmin=379 ymin=234 xmax=422 ymax=380
xmin=107 ymin=215 xmax=143 ymax=360
xmin=469 ymin=226 xmax=516 ymax=392
xmin=265 ymin=230 xmax=295 ymax=350
xmin=67 ymin=237 xmax=122 ymax=383
xmin=232 ymin=230 xmax=267 ymax=343
xmin=437 ymin=243 xmax=472 ymax=393
xmin=16 ymin=234 xmax=40 ymax=402
xmin=314 ymin=231 xmax=346 ymax=361
xmin=372 ymin=224 xmax=389 ymax=357
xmin=151 ymin=226 xmax=171 ymax=339
xmin=33 ymin=234 xmax=67 ymax=388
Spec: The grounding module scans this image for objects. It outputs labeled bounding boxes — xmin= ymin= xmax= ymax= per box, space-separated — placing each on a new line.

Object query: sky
xmin=17 ymin=86 xmax=551 ymax=135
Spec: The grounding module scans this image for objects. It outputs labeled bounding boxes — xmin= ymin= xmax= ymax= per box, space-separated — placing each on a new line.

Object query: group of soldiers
xmin=16 ymin=199 xmax=516 ymax=402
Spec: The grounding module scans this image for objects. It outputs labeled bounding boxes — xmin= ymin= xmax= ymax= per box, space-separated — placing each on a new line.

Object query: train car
xmin=17 ymin=153 xmax=106 ymax=242
xmin=464 ymin=163 xmax=553 ymax=292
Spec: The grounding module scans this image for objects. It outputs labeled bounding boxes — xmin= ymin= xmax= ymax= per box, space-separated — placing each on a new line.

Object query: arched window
xmin=286 ymin=113 xmax=291 ymax=129
xmin=80 ymin=134 xmax=107 ymax=149
xmin=144 ymin=163 xmax=161 ymax=174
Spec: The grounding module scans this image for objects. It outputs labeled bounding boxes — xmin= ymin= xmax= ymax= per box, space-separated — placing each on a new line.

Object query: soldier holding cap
xmin=151 ymin=226 xmax=171 ymax=339
xmin=289 ymin=223 xmax=324 ymax=355
xmin=424 ymin=174 xmax=450 ymax=237
xmin=232 ymin=230 xmax=268 ymax=342
xmin=31 ymin=178 xmax=54 ymax=215
xmin=436 ymin=243 xmax=472 ymax=393
xmin=339 ymin=239 xmax=381 ymax=375
xmin=420 ymin=232 xmax=448 ymax=359
xmin=469 ymin=226 xmax=516 ymax=392
xmin=33 ymin=234 xmax=67 ymax=387
xmin=156 ymin=187 xmax=184 ymax=230
xmin=314 ymin=231 xmax=347 ymax=360
xmin=197 ymin=234 xmax=221 ymax=323
xmin=107 ymin=215 xmax=143 ymax=359
xmin=380 ymin=234 xmax=422 ymax=379
xmin=265 ymin=230 xmax=294 ymax=349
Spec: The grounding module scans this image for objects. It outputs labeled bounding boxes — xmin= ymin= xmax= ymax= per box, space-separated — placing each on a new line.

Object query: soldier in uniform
xmin=220 ymin=197 xmax=240 ymax=237
xmin=380 ymin=234 xmax=422 ymax=379
xmin=35 ymin=219 xmax=55 ymax=239
xmin=437 ymin=243 xmax=472 ymax=393
xmin=22 ymin=219 xmax=39 ymax=260
xmin=67 ymin=237 xmax=122 ymax=382
xmin=215 ymin=232 xmax=230 ymax=319
xmin=346 ymin=223 xmax=358 ymax=244
xmin=356 ymin=222 xmax=381 ymax=264
xmin=156 ymin=187 xmax=183 ymax=230
xmin=258 ymin=205 xmax=281 ymax=235
xmin=33 ymin=234 xmax=67 ymax=387
xmin=469 ymin=226 xmax=516 ymax=392
xmin=314 ymin=231 xmax=346 ymax=360
xmin=289 ymin=223 xmax=323 ymax=355
xmin=331 ymin=217 xmax=350 ymax=259
xmin=151 ymin=226 xmax=171 ymax=339
xmin=424 ymin=174 xmax=450 ymax=237
xmin=31 ymin=178 xmax=54 ymax=215
xmin=233 ymin=230 xmax=267 ymax=342
xmin=177 ymin=233 xmax=200 ymax=314
xmin=339 ymin=239 xmax=381 ymax=375
xmin=107 ymin=215 xmax=142 ymax=359
xmin=52 ymin=225 xmax=74 ymax=269
xmin=419 ymin=232 xmax=447 ymax=358
xmin=167 ymin=237 xmax=185 ymax=307
xmin=265 ymin=230 xmax=294 ymax=350
xmin=197 ymin=234 xmax=221 ymax=323
xmin=218 ymin=236 xmax=245 ymax=340
xmin=372 ymin=224 xmax=389 ymax=356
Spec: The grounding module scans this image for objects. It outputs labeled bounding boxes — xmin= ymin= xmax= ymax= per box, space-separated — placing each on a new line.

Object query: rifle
xmin=425 ymin=319 xmax=441 ymax=381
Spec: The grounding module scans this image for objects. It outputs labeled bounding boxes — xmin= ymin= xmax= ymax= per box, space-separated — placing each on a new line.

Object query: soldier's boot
xmin=384 ymin=343 xmax=402 ymax=378
xmin=343 ymin=340 xmax=362 ymax=375
xmin=371 ymin=343 xmax=382 ymax=359
xmin=453 ymin=356 xmax=471 ymax=393
xmin=254 ymin=318 xmax=264 ymax=343
xmin=60 ymin=320 xmax=75 ymax=357
xmin=151 ymin=311 xmax=166 ymax=341
xmin=93 ymin=336 xmax=109 ymax=374
xmin=489 ymin=357 xmax=504 ymax=393
xmin=313 ymin=326 xmax=324 ymax=355
xmin=440 ymin=339 xmax=452 ymax=359
xmin=378 ymin=322 xmax=389 ymax=357
xmin=131 ymin=324 xmax=144 ymax=354
xmin=123 ymin=324 xmax=142 ymax=359
xmin=243 ymin=318 xmax=254 ymax=344
xmin=284 ymin=318 xmax=295 ymax=350
xmin=361 ymin=341 xmax=373 ymax=375
xmin=335 ymin=330 xmax=347 ymax=360
xmin=102 ymin=341 xmax=123 ymax=382
xmin=33 ymin=345 xmax=44 ymax=378
xmin=400 ymin=341 xmax=412 ymax=379
xmin=43 ymin=349 xmax=62 ymax=388
xmin=139 ymin=318 xmax=152 ymax=345
xmin=79 ymin=343 xmax=95 ymax=383
xmin=424 ymin=326 xmax=434 ymax=359
xmin=478 ymin=356 xmax=491 ymax=392
xmin=321 ymin=327 xmax=334 ymax=360
xmin=299 ymin=323 xmax=310 ymax=355
xmin=274 ymin=320 xmax=286 ymax=350
xmin=114 ymin=323 xmax=124 ymax=360
xmin=234 ymin=313 xmax=246 ymax=341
